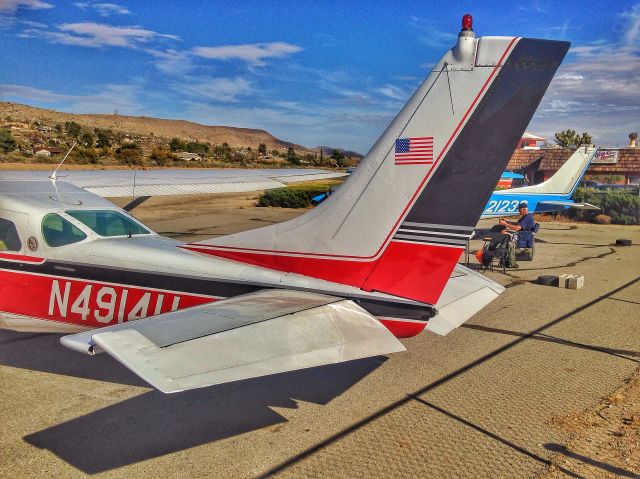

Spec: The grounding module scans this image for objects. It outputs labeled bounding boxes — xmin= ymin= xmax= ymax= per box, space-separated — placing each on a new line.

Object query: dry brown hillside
xmin=0 ymin=102 xmax=307 ymax=151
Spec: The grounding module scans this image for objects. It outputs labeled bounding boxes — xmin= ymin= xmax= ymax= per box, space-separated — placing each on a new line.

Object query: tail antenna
xmin=49 ymin=142 xmax=77 ymax=181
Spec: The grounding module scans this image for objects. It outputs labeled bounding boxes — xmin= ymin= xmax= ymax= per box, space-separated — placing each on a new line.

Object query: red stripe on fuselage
xmin=186 ymin=241 xmax=463 ymax=305
xmin=0 ymin=269 xmax=215 ymax=328
xmin=0 ymin=253 xmax=45 ymax=263
xmin=0 ymin=268 xmax=426 ymax=339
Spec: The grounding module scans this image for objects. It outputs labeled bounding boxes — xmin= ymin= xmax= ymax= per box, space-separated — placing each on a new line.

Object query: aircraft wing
xmin=1 ymin=169 xmax=347 ymax=198
xmin=60 ymin=289 xmax=405 ymax=393
xmin=537 ymin=200 xmax=600 ymax=211
xmin=428 ymin=264 xmax=505 ymax=335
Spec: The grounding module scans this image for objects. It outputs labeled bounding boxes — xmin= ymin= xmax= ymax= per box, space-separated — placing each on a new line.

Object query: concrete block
xmin=566 ymin=275 xmax=584 ymax=290
xmin=558 ymin=274 xmax=571 ymax=288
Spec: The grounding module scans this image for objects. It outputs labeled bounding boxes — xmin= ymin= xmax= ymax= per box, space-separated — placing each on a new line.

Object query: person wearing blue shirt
xmin=500 ymin=202 xmax=536 ymax=250
xmin=499 ymin=203 xmax=534 ymax=233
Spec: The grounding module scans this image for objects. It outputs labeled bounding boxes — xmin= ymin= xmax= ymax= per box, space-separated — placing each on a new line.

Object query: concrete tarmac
xmin=1 ymin=195 xmax=639 ymax=478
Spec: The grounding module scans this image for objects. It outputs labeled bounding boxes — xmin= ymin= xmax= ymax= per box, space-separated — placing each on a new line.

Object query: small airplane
xmin=481 ymin=146 xmax=599 ymax=218
xmin=497 ymin=171 xmax=525 ymax=189
xmin=0 ymin=16 xmax=570 ymax=393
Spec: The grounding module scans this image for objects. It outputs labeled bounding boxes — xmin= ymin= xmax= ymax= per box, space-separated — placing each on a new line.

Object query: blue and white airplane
xmin=481 ymin=146 xmax=598 ymax=218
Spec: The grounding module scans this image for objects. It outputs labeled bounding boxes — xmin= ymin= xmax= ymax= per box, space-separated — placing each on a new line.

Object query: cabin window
xmin=66 ymin=210 xmax=150 ymax=237
xmin=41 ymin=213 xmax=87 ymax=247
xmin=0 ymin=218 xmax=21 ymax=252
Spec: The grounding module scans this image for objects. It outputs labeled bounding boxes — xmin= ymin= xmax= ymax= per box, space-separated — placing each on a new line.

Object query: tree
xmin=79 ymin=131 xmax=94 ymax=148
xmin=169 ymin=137 xmax=186 ymax=151
xmin=64 ymin=121 xmax=82 ymax=138
xmin=330 ymin=148 xmax=348 ymax=166
xmin=258 ymin=143 xmax=267 ymax=155
xmin=0 ymin=129 xmax=17 ymax=152
xmin=185 ymin=141 xmax=209 ymax=155
xmin=286 ymin=146 xmax=300 ymax=165
xmin=554 ymin=129 xmax=592 ymax=147
xmin=213 ymin=142 xmax=232 ymax=160
xmin=95 ymin=130 xmax=111 ymax=148
xmin=575 ymin=132 xmax=592 ymax=146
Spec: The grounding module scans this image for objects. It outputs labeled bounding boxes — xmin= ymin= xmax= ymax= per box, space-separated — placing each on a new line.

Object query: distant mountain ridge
xmin=0 ymin=102 xmax=311 ymax=151
xmin=312 ymin=146 xmax=364 ymax=158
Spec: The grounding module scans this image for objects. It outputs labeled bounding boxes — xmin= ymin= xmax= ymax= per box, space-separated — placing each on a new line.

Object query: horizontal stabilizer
xmin=536 ymin=200 xmax=600 ymax=211
xmin=61 ymin=289 xmax=405 ymax=393
xmin=428 ymin=265 xmax=504 ymax=335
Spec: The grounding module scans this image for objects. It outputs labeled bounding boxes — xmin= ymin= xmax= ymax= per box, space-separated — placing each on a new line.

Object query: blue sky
xmin=0 ymin=1 xmax=638 ymax=153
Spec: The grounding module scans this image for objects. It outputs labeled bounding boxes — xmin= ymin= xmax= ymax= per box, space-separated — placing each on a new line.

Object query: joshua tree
xmin=554 ymin=129 xmax=592 ymax=147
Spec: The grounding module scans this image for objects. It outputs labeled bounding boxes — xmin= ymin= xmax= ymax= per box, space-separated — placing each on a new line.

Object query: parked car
xmin=579 ymin=180 xmax=602 ymax=189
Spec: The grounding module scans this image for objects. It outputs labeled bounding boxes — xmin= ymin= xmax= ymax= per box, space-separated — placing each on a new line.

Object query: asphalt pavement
xmin=1 ymin=203 xmax=638 ymax=479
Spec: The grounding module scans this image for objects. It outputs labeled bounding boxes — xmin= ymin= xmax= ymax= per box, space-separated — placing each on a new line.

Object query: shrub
xmin=70 ymin=147 xmax=98 ymax=165
xmin=592 ymin=214 xmax=611 ymax=224
xmin=0 ymin=129 xmax=16 ymax=152
xmin=115 ymin=143 xmax=144 ymax=166
xmin=570 ymin=188 xmax=640 ymax=225
xmin=150 ymin=147 xmax=176 ymax=166
xmin=64 ymin=121 xmax=82 ymax=138
xmin=258 ymin=187 xmax=328 ymax=208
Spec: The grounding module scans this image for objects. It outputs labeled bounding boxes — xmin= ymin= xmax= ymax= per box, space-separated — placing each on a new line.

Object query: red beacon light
xmin=462 ymin=14 xmax=473 ymax=31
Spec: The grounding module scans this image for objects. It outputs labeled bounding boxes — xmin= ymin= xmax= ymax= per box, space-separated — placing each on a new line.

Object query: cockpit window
xmin=0 ymin=218 xmax=21 ymax=252
xmin=66 ymin=210 xmax=150 ymax=237
xmin=42 ymin=213 xmax=87 ymax=247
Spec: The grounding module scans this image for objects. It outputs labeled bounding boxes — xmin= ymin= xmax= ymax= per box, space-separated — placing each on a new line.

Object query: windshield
xmin=42 ymin=213 xmax=87 ymax=247
xmin=66 ymin=210 xmax=150 ymax=237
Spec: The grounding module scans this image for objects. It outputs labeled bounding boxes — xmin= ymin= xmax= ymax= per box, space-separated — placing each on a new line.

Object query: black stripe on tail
xmin=404 ymin=39 xmax=570 ymax=228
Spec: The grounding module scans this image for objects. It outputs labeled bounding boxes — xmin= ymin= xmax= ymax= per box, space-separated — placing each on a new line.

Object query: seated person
xmin=499 ymin=202 xmax=534 ymax=232
xmin=499 ymin=202 xmax=535 ymax=249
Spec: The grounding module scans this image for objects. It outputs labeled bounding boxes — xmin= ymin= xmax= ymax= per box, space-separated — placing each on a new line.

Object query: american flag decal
xmin=394 ymin=137 xmax=434 ymax=165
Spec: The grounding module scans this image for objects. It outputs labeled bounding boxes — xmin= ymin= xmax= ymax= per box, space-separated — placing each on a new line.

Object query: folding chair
xmin=516 ymin=223 xmax=540 ymax=260
xmin=479 ymin=234 xmax=512 ymax=273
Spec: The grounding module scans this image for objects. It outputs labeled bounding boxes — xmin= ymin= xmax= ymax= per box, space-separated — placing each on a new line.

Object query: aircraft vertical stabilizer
xmin=501 ymin=146 xmax=596 ymax=196
xmin=185 ymin=26 xmax=570 ymax=305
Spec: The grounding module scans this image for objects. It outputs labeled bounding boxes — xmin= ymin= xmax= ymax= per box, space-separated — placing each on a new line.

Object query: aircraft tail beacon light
xmin=462 ymin=14 xmax=473 ymax=32
xmin=455 ymin=13 xmax=475 ymax=62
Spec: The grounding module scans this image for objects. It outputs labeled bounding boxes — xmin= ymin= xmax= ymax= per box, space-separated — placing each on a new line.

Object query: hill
xmin=0 ymin=102 xmax=307 ymax=151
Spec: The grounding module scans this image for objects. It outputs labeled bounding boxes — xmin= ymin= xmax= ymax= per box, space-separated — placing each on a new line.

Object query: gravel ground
xmin=1 ymin=198 xmax=638 ymax=479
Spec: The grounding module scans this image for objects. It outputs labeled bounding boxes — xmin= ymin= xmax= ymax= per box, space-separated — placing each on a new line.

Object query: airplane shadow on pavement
xmin=0 ymin=330 xmax=385 ymax=474
xmin=0 ymin=330 xmax=148 ymax=387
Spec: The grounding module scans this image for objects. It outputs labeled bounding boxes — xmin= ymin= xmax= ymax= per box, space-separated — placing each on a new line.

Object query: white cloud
xmin=329 ymin=87 xmax=373 ymax=105
xmin=73 ymin=2 xmax=131 ymax=17
xmin=146 ymin=48 xmax=194 ymax=75
xmin=192 ymin=42 xmax=302 ymax=66
xmin=0 ymin=83 xmax=144 ymax=113
xmin=409 ymin=16 xmax=457 ymax=48
xmin=178 ymin=77 xmax=252 ymax=102
xmin=0 ymin=0 xmax=52 ymax=13
xmin=530 ymin=37 xmax=639 ymax=146
xmin=517 ymin=2 xmax=549 ymax=13
xmin=20 ymin=22 xmax=179 ymax=48
xmin=376 ymin=84 xmax=406 ymax=101
xmin=0 ymin=83 xmax=71 ymax=102
xmin=622 ymin=3 xmax=640 ymax=44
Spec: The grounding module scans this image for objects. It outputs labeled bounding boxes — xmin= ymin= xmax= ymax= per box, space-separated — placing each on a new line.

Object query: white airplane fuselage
xmin=0 ymin=181 xmax=432 ymax=338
